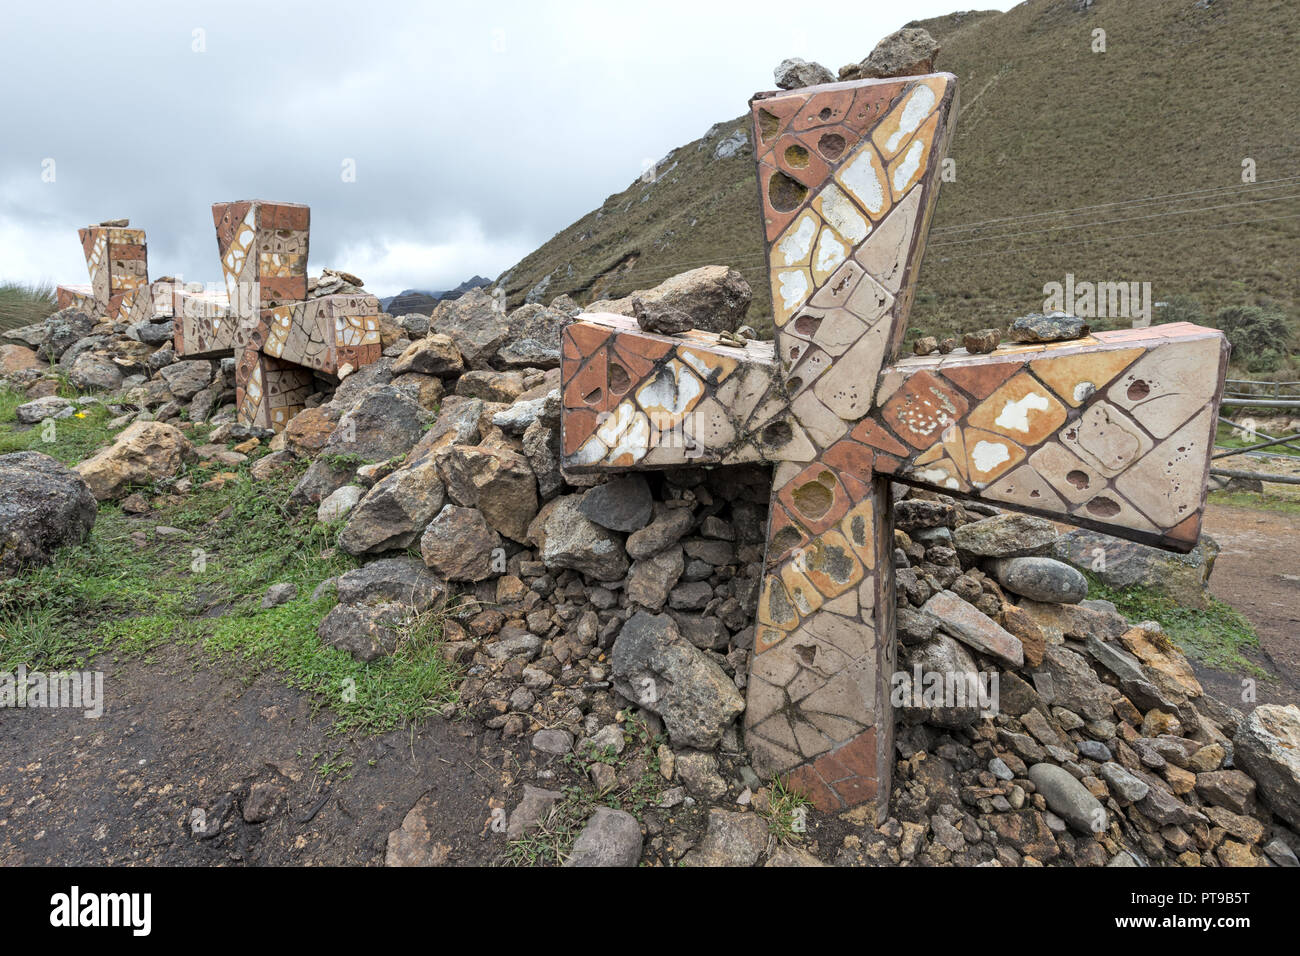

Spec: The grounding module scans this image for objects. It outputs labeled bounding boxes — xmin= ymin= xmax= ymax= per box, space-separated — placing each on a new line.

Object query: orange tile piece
xmin=852 ymin=418 xmax=909 ymax=456
xmin=939 ymin=360 xmax=1021 ymax=400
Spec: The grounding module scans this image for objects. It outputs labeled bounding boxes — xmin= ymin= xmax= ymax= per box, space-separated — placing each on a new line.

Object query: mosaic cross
xmin=57 ymin=222 xmax=156 ymax=325
xmin=172 ymin=200 xmax=384 ymax=431
xmin=559 ymin=72 xmax=1230 ymax=820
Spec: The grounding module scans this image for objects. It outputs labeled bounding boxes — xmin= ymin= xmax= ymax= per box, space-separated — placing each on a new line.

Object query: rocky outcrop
xmin=610 ymin=612 xmax=744 ymax=749
xmin=1234 ymin=705 xmax=1300 ymax=830
xmin=839 ymin=27 xmax=940 ymax=81
xmin=339 ymin=457 xmax=446 ymax=555
xmin=1055 ymin=529 xmax=1220 ymax=609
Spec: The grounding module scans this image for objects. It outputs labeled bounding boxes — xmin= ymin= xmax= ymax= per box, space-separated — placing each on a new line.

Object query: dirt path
xmin=4 ymin=500 xmax=1295 ymax=866
xmin=1198 ymin=501 xmax=1300 ymax=707
xmin=0 ymin=641 xmax=521 ymax=866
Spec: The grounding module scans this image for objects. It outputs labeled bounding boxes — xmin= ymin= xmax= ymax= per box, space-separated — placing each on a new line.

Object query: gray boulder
xmin=429 ymin=288 xmax=510 ymax=369
xmin=1031 ymin=645 xmax=1113 ymax=721
xmin=897 ymin=631 xmax=985 ymax=727
xmin=290 ymin=386 xmax=430 ymax=505
xmin=15 ymin=396 xmax=75 ymax=424
xmin=158 ymin=360 xmax=215 ymax=400
xmin=1028 ymin=763 xmax=1106 ymax=834
xmin=1233 ymin=704 xmax=1300 ymax=829
xmin=681 ymin=809 xmax=768 ymax=866
xmin=335 ymin=557 xmax=448 ymax=612
xmin=339 ymin=457 xmax=445 ymax=555
xmin=773 ymin=57 xmax=836 ymax=90
xmin=578 ymin=475 xmax=653 ymax=532
xmin=528 ymin=494 xmax=629 ymax=582
xmin=564 ymin=807 xmax=642 ymax=867
xmin=610 ymin=612 xmax=744 ymax=749
xmin=318 ymin=602 xmax=408 ymax=662
xmin=993 ymin=556 xmax=1088 ymax=604
xmin=419 ymin=504 xmax=501 ymax=581
xmin=1054 ymin=528 xmax=1219 ymax=609
xmin=954 ymin=513 xmax=1057 ymax=557
xmin=840 ymin=27 xmax=939 ymax=80
xmin=39 ymin=309 xmax=93 ymax=361
xmin=586 ymin=266 xmax=751 ymax=334
xmin=1007 ymin=312 xmax=1088 ymax=344
xmin=496 ymin=304 xmax=567 ymax=369
xmin=0 ymin=452 xmax=97 ymax=575
xmin=390 ymin=333 xmax=464 ymax=377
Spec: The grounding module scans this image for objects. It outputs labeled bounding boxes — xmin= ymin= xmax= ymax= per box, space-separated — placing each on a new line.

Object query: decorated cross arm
xmin=559 ymin=73 xmax=1229 ymax=820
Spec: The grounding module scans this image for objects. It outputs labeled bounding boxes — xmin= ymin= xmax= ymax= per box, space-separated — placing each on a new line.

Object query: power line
xmin=927 ymin=192 xmax=1300 ymax=248
xmin=931 ymin=211 xmax=1300 ymax=263
xmin=928 ymin=175 xmax=1300 ymax=236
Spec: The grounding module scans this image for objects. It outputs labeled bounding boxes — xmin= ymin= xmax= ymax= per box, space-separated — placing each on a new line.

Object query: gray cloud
xmin=0 ymin=0 xmax=1009 ymax=296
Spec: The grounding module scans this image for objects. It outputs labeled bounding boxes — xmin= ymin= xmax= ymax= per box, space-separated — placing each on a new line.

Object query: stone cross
xmin=558 ymin=72 xmax=1230 ymax=820
xmin=171 ymin=200 xmax=384 ymax=431
xmin=57 ymin=222 xmax=153 ymax=325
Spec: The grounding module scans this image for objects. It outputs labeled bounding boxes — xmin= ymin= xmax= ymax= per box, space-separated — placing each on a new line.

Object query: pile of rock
xmin=6 ymin=265 xmax=1297 ymax=869
xmin=248 ymin=273 xmax=1291 ymax=867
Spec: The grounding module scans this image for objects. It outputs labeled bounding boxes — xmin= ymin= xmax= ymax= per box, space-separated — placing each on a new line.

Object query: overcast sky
xmin=1 ymin=0 xmax=1013 ymax=298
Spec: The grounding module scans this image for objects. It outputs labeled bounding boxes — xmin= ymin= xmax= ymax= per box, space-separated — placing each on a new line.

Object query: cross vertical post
xmin=57 ymin=222 xmax=152 ymax=324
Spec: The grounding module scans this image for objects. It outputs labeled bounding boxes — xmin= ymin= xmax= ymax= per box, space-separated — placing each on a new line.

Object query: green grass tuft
xmin=0 ymin=414 xmax=461 ymax=737
xmin=0 ymin=281 xmax=55 ymax=333
xmin=1208 ymin=490 xmax=1300 ymax=514
xmin=0 ymin=389 xmax=125 ymax=464
xmin=1083 ymin=572 xmax=1264 ymax=675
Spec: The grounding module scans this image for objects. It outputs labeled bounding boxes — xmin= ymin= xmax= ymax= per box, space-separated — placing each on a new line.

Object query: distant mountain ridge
xmin=381 ymin=275 xmax=492 ymax=315
xmin=495 ymin=0 xmax=1299 ymax=339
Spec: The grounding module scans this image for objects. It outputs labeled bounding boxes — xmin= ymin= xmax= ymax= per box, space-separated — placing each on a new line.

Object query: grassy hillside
xmin=498 ymin=0 xmax=1300 ymax=344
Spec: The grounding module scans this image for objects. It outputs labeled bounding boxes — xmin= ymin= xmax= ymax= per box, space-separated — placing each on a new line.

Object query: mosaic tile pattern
xmin=234 ymin=347 xmax=315 ymax=432
xmin=167 ymin=200 xmax=383 ymax=431
xmin=258 ymin=294 xmax=383 ymax=376
xmin=57 ymin=224 xmax=151 ymax=322
xmin=173 ymin=287 xmax=237 ymax=358
xmin=560 ymin=72 xmax=1229 ymax=821
xmin=211 ymin=200 xmax=310 ymax=322
xmin=560 ymin=314 xmax=781 ymax=468
xmin=55 ymin=283 xmax=96 ymax=314
xmin=870 ymin=324 xmax=1229 ymax=545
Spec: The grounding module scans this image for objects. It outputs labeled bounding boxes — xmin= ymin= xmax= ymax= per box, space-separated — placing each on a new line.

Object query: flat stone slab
xmin=921 ymin=589 xmax=1024 ymax=667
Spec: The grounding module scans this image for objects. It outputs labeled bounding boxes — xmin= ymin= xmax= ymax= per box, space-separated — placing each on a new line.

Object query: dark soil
xmin=0 ymin=640 xmax=511 ymax=866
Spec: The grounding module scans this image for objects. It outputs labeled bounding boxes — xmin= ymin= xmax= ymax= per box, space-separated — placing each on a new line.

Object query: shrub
xmin=1214 ymin=305 xmax=1294 ymax=373
xmin=1158 ymin=295 xmax=1205 ymax=326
